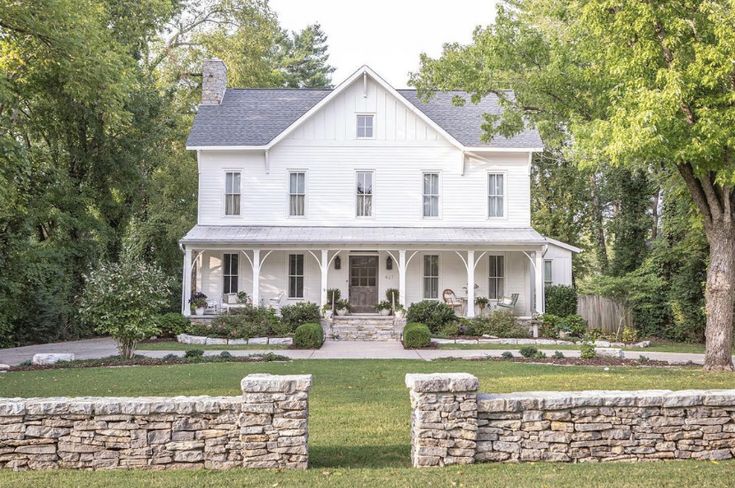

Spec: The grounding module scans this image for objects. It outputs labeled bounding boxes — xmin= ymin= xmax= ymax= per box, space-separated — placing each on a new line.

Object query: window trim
xmin=287 ymin=170 xmax=307 ymax=218
xmin=223 ymin=253 xmax=239 ymax=295
xmin=488 ymin=254 xmax=505 ymax=300
xmin=355 ymin=169 xmax=375 ymax=218
xmin=356 ymin=113 xmax=375 ymax=139
xmin=421 ymin=171 xmax=441 ymax=219
xmin=487 ymin=171 xmax=507 ymax=219
xmin=223 ymin=170 xmax=242 ymax=217
xmin=423 ymin=254 xmax=440 ymax=300
xmin=544 ymin=259 xmax=553 ymax=286
xmin=287 ymin=253 xmax=305 ymax=299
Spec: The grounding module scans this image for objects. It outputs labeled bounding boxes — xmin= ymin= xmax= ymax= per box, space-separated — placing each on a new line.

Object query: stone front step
xmin=323 ymin=315 xmax=405 ymax=341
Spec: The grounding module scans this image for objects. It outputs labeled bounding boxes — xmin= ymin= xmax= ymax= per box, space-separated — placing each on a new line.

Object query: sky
xmin=269 ymin=0 xmax=498 ymax=88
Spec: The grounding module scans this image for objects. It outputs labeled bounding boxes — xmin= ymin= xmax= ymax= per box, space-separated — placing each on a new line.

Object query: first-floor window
xmin=423 ymin=255 xmax=439 ymax=299
xmin=288 ymin=254 xmax=304 ymax=298
xmin=544 ymin=259 xmax=553 ymax=286
xmin=488 ymin=255 xmax=505 ymax=299
xmin=223 ymin=253 xmax=239 ymax=294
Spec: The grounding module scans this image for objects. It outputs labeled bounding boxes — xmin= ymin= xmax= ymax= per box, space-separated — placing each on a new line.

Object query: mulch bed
xmin=8 ymin=352 xmax=290 ymax=372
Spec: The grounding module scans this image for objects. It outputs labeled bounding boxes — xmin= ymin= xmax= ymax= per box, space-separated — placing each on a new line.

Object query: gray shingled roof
xmin=186 ymin=88 xmax=542 ymax=148
xmin=180 ymin=225 xmax=547 ymax=246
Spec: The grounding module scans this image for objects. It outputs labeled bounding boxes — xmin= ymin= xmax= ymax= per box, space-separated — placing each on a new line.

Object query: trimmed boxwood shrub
xmin=293 ymin=322 xmax=324 ymax=349
xmin=545 ymin=285 xmax=578 ymax=317
xmin=403 ymin=322 xmax=431 ymax=348
xmin=406 ymin=300 xmax=456 ymax=334
xmin=281 ymin=302 xmax=321 ymax=331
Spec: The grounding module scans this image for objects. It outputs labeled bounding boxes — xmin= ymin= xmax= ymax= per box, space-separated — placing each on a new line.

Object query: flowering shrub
xmin=80 ymin=256 xmax=172 ymax=358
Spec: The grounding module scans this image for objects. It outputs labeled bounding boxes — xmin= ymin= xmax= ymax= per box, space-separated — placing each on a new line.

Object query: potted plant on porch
xmin=475 ymin=296 xmax=489 ymax=317
xmin=189 ymin=292 xmax=208 ymax=316
xmin=375 ymin=300 xmax=392 ymax=316
xmin=335 ymin=299 xmax=351 ymax=316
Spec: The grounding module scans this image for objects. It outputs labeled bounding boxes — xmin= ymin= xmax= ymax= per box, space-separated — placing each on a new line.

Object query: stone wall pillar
xmin=240 ymin=373 xmax=312 ymax=469
xmin=405 ymin=373 xmax=479 ymax=467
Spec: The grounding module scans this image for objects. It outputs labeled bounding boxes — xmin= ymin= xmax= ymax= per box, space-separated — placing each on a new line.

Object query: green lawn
xmin=437 ymin=341 xmax=709 ymax=354
xmin=2 ymin=359 xmax=735 ymax=487
xmin=137 ymin=341 xmax=286 ymax=351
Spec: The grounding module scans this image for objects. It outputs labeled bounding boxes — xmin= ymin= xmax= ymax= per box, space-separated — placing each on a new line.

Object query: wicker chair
xmin=442 ymin=289 xmax=464 ymax=315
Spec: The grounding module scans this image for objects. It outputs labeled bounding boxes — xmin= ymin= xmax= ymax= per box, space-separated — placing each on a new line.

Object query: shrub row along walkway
xmin=0 ymin=338 xmax=725 ymax=366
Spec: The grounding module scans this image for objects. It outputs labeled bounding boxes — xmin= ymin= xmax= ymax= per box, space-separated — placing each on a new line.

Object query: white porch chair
xmin=268 ymin=291 xmax=286 ymax=314
xmin=496 ymin=293 xmax=520 ymax=312
xmin=442 ymin=289 xmax=464 ymax=315
xmin=205 ymin=299 xmax=220 ymax=315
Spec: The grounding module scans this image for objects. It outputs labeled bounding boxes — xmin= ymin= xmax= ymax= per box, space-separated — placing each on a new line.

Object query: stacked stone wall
xmin=406 ymin=373 xmax=735 ymax=467
xmin=0 ymin=374 xmax=310 ymax=471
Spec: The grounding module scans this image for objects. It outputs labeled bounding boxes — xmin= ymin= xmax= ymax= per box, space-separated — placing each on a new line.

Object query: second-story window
xmin=423 ymin=172 xmax=439 ymax=217
xmin=488 ymin=173 xmax=504 ymax=218
xmin=225 ymin=171 xmax=241 ymax=216
xmin=356 ymin=170 xmax=373 ymax=217
xmin=289 ymin=171 xmax=305 ymax=216
xmin=356 ymin=114 xmax=374 ymax=138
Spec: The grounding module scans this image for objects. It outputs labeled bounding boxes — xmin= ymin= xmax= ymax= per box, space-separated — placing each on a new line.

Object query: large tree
xmin=412 ymin=0 xmax=735 ymax=370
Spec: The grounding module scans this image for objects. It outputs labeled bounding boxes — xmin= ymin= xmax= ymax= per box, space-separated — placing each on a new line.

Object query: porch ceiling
xmin=180 ymin=225 xmax=547 ymax=248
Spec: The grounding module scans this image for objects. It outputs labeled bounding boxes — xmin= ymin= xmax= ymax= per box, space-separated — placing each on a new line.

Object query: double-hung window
xmin=423 ymin=172 xmax=439 ymax=217
xmin=356 ymin=114 xmax=374 ymax=138
xmin=488 ymin=173 xmax=504 ymax=218
xmin=488 ymin=255 xmax=505 ymax=299
xmin=289 ymin=171 xmax=306 ymax=216
xmin=423 ymin=255 xmax=439 ymax=299
xmin=223 ymin=253 xmax=239 ymax=294
xmin=544 ymin=259 xmax=553 ymax=286
xmin=356 ymin=170 xmax=373 ymax=217
xmin=225 ymin=171 xmax=241 ymax=216
xmin=288 ymin=254 xmax=304 ymax=299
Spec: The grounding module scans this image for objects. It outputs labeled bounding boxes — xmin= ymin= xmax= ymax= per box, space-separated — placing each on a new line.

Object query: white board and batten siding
xmin=544 ymin=243 xmax=574 ymax=286
xmin=196 ymin=77 xmax=532 ymax=228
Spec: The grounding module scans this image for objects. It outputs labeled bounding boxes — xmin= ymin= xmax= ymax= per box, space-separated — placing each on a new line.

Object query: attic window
xmin=356 ymin=114 xmax=374 ymax=138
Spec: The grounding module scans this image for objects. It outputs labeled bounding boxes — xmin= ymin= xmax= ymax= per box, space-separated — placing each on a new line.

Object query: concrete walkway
xmin=0 ymin=337 xmax=720 ymax=366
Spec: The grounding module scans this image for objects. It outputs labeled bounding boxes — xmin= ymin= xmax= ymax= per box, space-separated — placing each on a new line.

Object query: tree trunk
xmin=703 ymin=222 xmax=735 ymax=371
xmin=590 ymin=174 xmax=608 ymax=273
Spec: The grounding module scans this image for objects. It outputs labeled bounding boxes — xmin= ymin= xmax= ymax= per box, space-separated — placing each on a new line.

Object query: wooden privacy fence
xmin=577 ymin=294 xmax=632 ymax=334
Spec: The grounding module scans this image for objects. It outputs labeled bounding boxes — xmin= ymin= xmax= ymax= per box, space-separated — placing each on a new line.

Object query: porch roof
xmin=180 ymin=225 xmax=547 ymax=247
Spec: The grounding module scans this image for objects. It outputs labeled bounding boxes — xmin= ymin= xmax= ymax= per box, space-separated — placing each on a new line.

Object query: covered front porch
xmin=180 ymin=226 xmax=548 ymax=319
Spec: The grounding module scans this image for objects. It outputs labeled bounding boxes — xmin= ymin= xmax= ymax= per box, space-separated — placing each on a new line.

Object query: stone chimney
xmin=201 ymin=59 xmax=227 ymax=105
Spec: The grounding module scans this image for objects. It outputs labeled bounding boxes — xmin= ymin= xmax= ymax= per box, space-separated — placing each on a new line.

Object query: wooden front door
xmin=349 ymin=256 xmax=379 ymax=313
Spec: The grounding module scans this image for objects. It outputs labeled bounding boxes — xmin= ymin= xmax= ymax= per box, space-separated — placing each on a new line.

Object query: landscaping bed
xmin=7 ymin=352 xmax=288 ymax=372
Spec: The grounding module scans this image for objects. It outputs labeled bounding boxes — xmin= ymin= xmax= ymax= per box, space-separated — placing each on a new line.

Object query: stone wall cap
xmin=241 ymin=374 xmax=312 ymax=393
xmin=405 ymin=373 xmax=479 ymax=393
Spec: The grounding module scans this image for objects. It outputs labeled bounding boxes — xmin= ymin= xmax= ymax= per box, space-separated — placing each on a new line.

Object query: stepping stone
xmin=32 ymin=353 xmax=75 ymax=365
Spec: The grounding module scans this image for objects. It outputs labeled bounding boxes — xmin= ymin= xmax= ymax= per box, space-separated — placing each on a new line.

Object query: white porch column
xmin=466 ymin=250 xmax=475 ymax=318
xmin=398 ymin=250 xmax=407 ymax=308
xmin=535 ymin=249 xmax=544 ymax=314
xmin=252 ymin=249 xmax=261 ymax=307
xmin=182 ymin=247 xmax=192 ymax=317
xmin=320 ymin=249 xmax=329 ymax=308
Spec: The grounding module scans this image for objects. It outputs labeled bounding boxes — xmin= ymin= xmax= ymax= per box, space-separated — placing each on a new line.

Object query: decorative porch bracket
xmin=306 ymin=250 xmax=341 ymax=308
xmin=522 ymin=249 xmax=546 ymax=316
xmin=455 ymin=251 xmax=487 ymax=318
xmin=385 ymin=250 xmax=419 ymax=308
xmin=241 ymin=249 xmax=273 ymax=306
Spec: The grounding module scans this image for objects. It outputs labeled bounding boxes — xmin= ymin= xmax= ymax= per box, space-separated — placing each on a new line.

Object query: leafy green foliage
xmin=622 ymin=327 xmax=639 ymax=344
xmin=184 ymin=349 xmax=204 ymax=359
xmin=544 ymin=285 xmax=578 ymax=317
xmin=155 ymin=313 xmax=190 ymax=338
xmin=402 ymin=323 xmax=431 ymax=349
xmin=501 ymin=351 xmax=514 ymax=359
xmin=280 ymin=302 xmax=321 ymax=330
xmin=465 ymin=310 xmax=528 ymax=338
xmin=580 ymin=343 xmax=597 ymax=360
xmin=540 ymin=314 xmax=588 ymax=339
xmin=519 ymin=346 xmax=538 ymax=358
xmin=293 ymin=323 xmax=324 ymax=349
xmin=79 ymin=254 xmax=173 ymax=358
xmin=553 ymin=351 xmax=565 ymax=359
xmin=406 ymin=301 xmax=456 ymax=334
xmin=208 ymin=306 xmax=280 ymax=338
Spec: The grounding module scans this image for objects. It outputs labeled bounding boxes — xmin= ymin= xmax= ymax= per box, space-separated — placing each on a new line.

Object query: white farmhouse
xmin=181 ymin=60 xmax=580 ymax=324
